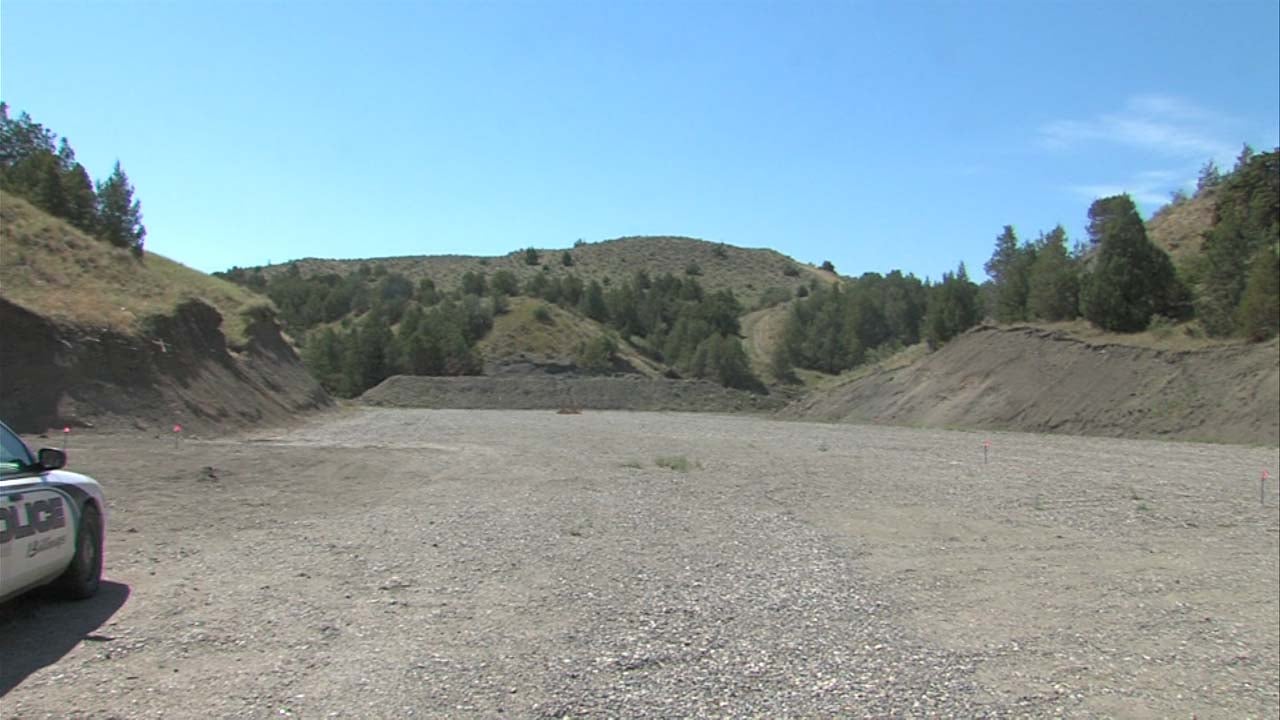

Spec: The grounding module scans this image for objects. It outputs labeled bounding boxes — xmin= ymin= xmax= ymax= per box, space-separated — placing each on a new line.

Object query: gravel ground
xmin=2 ymin=408 xmax=1277 ymax=718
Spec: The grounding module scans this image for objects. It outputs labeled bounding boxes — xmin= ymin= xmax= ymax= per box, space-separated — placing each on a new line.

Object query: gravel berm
xmin=2 ymin=408 xmax=1276 ymax=718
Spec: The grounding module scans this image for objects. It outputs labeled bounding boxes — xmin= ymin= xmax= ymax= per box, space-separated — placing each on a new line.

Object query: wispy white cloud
xmin=1047 ymin=94 xmax=1243 ymax=212
xmin=1068 ymin=167 xmax=1200 ymax=210
xmin=1040 ymin=93 xmax=1238 ymax=163
xmin=1068 ymin=181 xmax=1171 ymax=208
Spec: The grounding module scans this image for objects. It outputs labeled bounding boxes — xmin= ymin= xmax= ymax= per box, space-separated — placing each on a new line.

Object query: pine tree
xmin=33 ymin=152 xmax=68 ymax=217
xmin=1197 ymin=159 xmax=1223 ymax=193
xmin=96 ymin=161 xmax=146 ymax=253
xmin=459 ymin=271 xmax=487 ymax=296
xmin=579 ymin=280 xmax=608 ymax=322
xmin=1234 ymin=143 xmax=1256 ymax=172
xmin=1026 ymin=226 xmax=1079 ymax=321
xmin=490 ymin=270 xmax=519 ymax=297
xmin=0 ymin=104 xmax=55 ymax=169
xmin=923 ymin=263 xmax=981 ymax=348
xmin=416 ymin=278 xmax=439 ymax=306
xmin=985 ymin=225 xmax=1033 ymax=322
xmin=61 ymin=163 xmax=98 ymax=232
xmin=1197 ymin=149 xmax=1280 ymax=335
xmin=302 ymin=328 xmax=345 ymax=393
xmin=354 ymin=310 xmax=393 ymax=391
xmin=402 ymin=327 xmax=446 ymax=375
xmin=1236 ymin=246 xmax=1279 ymax=341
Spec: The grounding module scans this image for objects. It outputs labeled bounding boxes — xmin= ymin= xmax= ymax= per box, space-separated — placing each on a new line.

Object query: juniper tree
xmin=984 ymin=225 xmax=1035 ymax=322
xmin=1027 ymin=226 xmax=1079 ymax=321
xmin=96 ymin=161 xmax=146 ymax=254
xmin=1079 ymin=195 xmax=1183 ymax=332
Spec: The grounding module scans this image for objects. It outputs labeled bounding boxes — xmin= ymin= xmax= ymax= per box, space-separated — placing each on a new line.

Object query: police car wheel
xmin=54 ymin=503 xmax=102 ymax=600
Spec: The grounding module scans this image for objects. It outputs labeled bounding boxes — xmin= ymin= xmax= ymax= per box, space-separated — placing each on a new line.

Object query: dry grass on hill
xmin=0 ymin=191 xmax=270 ymax=344
xmin=1145 ymin=190 xmax=1216 ymax=265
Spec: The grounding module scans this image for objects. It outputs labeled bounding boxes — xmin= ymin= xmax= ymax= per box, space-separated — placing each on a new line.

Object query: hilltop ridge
xmin=241 ymin=235 xmax=832 ymax=308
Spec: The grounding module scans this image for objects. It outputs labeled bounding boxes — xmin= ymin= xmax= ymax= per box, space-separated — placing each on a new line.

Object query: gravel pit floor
xmin=2 ymin=408 xmax=1277 ymax=718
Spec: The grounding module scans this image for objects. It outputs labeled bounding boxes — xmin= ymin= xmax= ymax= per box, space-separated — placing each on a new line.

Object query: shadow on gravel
xmin=0 ymin=581 xmax=130 ymax=696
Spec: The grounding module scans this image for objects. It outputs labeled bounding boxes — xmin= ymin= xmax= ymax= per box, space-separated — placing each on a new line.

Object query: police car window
xmin=0 ymin=425 xmax=35 ymax=474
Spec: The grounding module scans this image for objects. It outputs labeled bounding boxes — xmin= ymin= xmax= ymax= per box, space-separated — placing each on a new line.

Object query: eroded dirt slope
xmin=0 ymin=297 xmax=330 ymax=435
xmin=784 ymin=325 xmax=1280 ymax=445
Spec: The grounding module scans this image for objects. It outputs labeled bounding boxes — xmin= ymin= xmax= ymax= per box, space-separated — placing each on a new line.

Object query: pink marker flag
xmin=174 ymin=424 xmax=183 ymax=433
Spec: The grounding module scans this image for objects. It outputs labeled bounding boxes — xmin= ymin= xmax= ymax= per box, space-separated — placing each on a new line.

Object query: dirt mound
xmin=0 ymin=297 xmax=331 ymax=435
xmin=362 ymin=374 xmax=785 ymax=413
xmin=783 ymin=325 xmax=1280 ymax=445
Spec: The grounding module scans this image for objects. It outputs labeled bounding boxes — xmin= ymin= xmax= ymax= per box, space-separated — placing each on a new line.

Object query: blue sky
xmin=2 ymin=1 xmax=1277 ymax=282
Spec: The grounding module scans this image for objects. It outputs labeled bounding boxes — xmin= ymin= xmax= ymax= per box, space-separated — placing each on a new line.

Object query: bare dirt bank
xmin=361 ymin=374 xmax=785 ymax=413
xmin=783 ymin=325 xmax=1280 ymax=445
xmin=0 ymin=297 xmax=330 ymax=435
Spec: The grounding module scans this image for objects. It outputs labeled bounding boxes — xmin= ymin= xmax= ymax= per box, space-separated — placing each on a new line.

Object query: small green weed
xmin=655 ymin=455 xmax=697 ymax=472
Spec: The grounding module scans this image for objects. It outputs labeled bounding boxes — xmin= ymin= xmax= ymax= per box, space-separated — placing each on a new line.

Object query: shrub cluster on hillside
xmin=217 ymin=263 xmax=488 ymax=397
xmin=219 ymin=262 xmax=764 ymax=396
xmin=779 ymin=147 xmax=1276 ymax=381
xmin=0 ymin=103 xmax=146 ymax=256
xmin=983 ymin=147 xmax=1277 ymax=339
xmin=775 ymin=266 xmax=979 ymax=379
xmin=1194 ymin=149 xmax=1279 ymax=340
xmin=593 ymin=271 xmax=759 ymax=390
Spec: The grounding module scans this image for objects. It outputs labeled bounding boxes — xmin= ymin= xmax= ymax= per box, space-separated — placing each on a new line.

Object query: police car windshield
xmin=0 ymin=424 xmax=36 ymax=474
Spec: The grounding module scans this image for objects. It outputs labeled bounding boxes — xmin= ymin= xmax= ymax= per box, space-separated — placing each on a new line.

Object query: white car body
xmin=0 ymin=421 xmax=107 ymax=603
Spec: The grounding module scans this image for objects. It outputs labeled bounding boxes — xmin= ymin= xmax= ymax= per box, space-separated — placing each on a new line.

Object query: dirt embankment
xmin=784 ymin=325 xmax=1280 ymax=445
xmin=0 ymin=297 xmax=331 ymax=435
xmin=362 ymin=374 xmax=785 ymax=413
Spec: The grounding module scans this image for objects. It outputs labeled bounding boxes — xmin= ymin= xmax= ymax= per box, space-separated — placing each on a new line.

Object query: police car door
xmin=0 ymin=426 xmax=76 ymax=596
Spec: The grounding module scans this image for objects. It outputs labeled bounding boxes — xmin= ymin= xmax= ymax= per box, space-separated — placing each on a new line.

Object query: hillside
xmin=1 ymin=191 xmax=271 ymax=344
xmin=782 ymin=324 xmax=1279 ymax=445
xmin=477 ymin=296 xmax=666 ymax=377
xmin=247 ymin=235 xmax=830 ymax=308
xmin=0 ymin=192 xmax=330 ymax=433
xmin=1146 ymin=191 xmax=1217 ymax=266
xmin=220 ymin=235 xmax=832 ymax=399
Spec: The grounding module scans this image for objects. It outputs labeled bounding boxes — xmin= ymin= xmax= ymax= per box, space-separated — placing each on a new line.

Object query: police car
xmin=0 ymin=421 xmax=106 ymax=602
